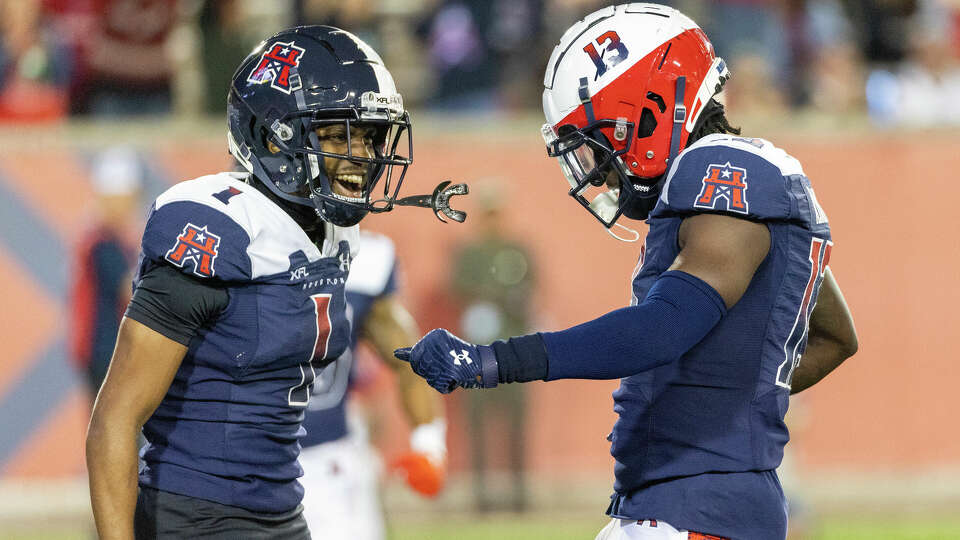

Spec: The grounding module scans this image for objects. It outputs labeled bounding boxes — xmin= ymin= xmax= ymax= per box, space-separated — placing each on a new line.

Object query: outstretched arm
xmin=537 ymin=213 xmax=770 ymax=380
xmin=790 ymin=268 xmax=858 ymax=394
xmin=87 ymin=318 xmax=186 ymax=540
xmin=397 ymin=214 xmax=770 ymax=390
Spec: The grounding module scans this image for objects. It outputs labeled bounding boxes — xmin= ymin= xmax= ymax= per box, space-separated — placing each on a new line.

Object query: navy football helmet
xmin=227 ymin=26 xmax=412 ymax=227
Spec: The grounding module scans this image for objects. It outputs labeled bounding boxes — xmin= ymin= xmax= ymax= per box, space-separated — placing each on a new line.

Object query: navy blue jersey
xmin=134 ymin=172 xmax=356 ymax=513
xmin=300 ymin=232 xmax=398 ymax=447
xmin=608 ymin=135 xmax=832 ymax=539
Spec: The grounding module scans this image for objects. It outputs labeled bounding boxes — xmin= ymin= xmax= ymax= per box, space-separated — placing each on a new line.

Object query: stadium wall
xmin=0 ymin=120 xmax=955 ymax=490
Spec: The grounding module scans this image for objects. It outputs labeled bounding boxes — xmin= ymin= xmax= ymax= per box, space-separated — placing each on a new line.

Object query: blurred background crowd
xmin=1 ymin=1 xmax=960 ymax=539
xmin=1 ymin=0 xmax=959 ymax=125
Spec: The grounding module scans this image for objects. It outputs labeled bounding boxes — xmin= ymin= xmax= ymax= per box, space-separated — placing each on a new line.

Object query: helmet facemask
xmin=266 ymin=105 xmax=413 ymax=227
xmin=542 ymin=118 xmax=635 ymax=228
xmin=226 ymin=27 xmax=416 ymax=229
xmin=229 ymin=89 xmax=412 ymax=228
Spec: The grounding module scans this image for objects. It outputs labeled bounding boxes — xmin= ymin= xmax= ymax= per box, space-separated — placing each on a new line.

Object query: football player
xmin=395 ymin=4 xmax=859 ymax=540
xmin=86 ymin=26 xmax=450 ymax=539
xmin=299 ymin=230 xmax=446 ymax=540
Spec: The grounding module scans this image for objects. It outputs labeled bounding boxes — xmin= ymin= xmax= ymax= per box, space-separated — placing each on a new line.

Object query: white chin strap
xmin=590 ymin=189 xmax=641 ymax=243
xmin=606 ymin=223 xmax=641 ymax=243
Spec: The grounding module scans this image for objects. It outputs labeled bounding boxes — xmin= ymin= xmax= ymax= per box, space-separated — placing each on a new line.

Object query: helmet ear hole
xmin=637 ymin=107 xmax=657 ymax=139
xmin=646 ymin=92 xmax=666 ymax=113
xmin=257 ymin=126 xmax=274 ymax=152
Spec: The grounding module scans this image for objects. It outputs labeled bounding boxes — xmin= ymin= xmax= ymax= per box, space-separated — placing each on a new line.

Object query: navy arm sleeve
xmin=489 ymin=271 xmax=727 ymax=382
xmin=125 ymin=264 xmax=229 ymax=346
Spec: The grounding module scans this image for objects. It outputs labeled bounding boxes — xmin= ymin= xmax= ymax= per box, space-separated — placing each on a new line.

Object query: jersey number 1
xmin=288 ymin=294 xmax=333 ymax=407
xmin=776 ymin=237 xmax=832 ymax=389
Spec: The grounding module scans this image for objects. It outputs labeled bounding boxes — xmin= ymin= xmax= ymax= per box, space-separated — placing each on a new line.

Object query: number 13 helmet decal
xmin=542 ymin=3 xmax=730 ymax=228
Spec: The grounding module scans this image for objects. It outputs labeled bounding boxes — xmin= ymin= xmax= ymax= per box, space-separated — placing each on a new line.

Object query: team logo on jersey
xmin=165 ymin=223 xmax=221 ymax=278
xmin=694 ymin=162 xmax=749 ymax=214
xmin=247 ymin=41 xmax=305 ymax=94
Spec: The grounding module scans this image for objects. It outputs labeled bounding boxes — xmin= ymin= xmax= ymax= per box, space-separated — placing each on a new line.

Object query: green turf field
xmin=9 ymin=513 xmax=960 ymax=540
xmin=385 ymin=514 xmax=960 ymax=540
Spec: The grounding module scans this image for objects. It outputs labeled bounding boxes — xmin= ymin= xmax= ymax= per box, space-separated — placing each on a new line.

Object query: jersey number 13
xmin=776 ymin=237 xmax=832 ymax=389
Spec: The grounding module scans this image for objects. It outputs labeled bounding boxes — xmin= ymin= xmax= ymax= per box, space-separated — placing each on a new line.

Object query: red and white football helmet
xmin=542 ymin=3 xmax=730 ymax=228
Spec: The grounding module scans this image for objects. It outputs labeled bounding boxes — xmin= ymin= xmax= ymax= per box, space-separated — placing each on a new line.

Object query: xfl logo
xmin=247 ymin=41 xmax=305 ymax=94
xmin=165 ymin=223 xmax=221 ymax=278
xmin=450 ymin=349 xmax=472 ymax=366
xmin=583 ymin=30 xmax=629 ymax=80
xmin=694 ymin=162 xmax=749 ymax=214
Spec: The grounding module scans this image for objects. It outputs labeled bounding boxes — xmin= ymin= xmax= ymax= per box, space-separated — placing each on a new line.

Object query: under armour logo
xmin=450 ymin=349 xmax=472 ymax=366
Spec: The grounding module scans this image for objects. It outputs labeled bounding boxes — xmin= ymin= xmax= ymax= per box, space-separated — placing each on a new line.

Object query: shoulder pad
xmin=653 ymin=135 xmax=814 ymax=225
xmin=141 ymin=172 xmax=322 ymax=281
xmin=345 ymin=231 xmax=397 ymax=297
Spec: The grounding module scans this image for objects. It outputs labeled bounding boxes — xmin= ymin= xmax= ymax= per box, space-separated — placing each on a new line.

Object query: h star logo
xmin=450 ymin=349 xmax=473 ymax=366
xmin=694 ymin=162 xmax=749 ymax=214
xmin=247 ymin=41 xmax=305 ymax=94
xmin=165 ymin=223 xmax=221 ymax=278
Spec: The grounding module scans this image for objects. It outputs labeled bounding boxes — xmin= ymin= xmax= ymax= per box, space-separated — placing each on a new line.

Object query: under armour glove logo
xmin=395 ymin=329 xmax=489 ymax=393
xmin=450 ymin=349 xmax=472 ymax=366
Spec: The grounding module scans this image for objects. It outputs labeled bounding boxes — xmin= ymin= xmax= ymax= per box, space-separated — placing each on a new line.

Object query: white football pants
xmin=299 ymin=430 xmax=385 ymax=540
xmin=596 ymin=518 xmax=725 ymax=540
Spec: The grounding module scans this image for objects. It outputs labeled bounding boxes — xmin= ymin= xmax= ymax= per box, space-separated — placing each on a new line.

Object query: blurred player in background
xmin=299 ymin=230 xmax=446 ymax=540
xmin=70 ymin=147 xmax=142 ymax=403
xmin=86 ymin=25 xmax=439 ymax=539
xmin=397 ymin=4 xmax=858 ymax=540
xmin=449 ymin=182 xmax=534 ymax=513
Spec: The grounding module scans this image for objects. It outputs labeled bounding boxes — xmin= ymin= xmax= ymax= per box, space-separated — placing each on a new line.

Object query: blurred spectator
xmin=0 ymin=0 xmax=71 ymax=122
xmin=865 ymin=0 xmax=960 ymax=125
xmin=57 ymin=0 xmax=181 ymax=116
xmin=698 ymin=0 xmax=791 ymax=114
xmin=804 ymin=0 xmax=865 ymax=114
xmin=843 ymin=0 xmax=919 ymax=65
xmin=487 ymin=0 xmax=547 ymax=110
xmin=295 ymin=0 xmax=381 ymax=47
xmin=416 ymin=0 xmax=500 ymax=110
xmin=449 ymin=181 xmax=534 ymax=513
xmin=198 ymin=0 xmax=256 ymax=114
xmin=70 ymin=147 xmax=143 ymax=402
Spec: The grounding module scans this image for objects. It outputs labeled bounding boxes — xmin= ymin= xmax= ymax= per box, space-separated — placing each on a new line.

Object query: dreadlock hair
xmin=688 ymin=98 xmax=740 ymax=146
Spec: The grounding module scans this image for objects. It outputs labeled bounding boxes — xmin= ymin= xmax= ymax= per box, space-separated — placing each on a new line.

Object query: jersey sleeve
xmin=652 ymin=135 xmax=825 ymax=229
xmin=139 ymin=186 xmax=254 ymax=283
xmin=126 ymin=264 xmax=230 ymax=345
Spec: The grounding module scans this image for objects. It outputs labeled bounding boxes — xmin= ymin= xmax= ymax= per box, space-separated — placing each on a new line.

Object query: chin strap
xmin=668 ymin=76 xmax=687 ymax=169
xmin=578 ymin=77 xmax=597 ymax=124
xmin=605 ymin=222 xmax=641 ymax=243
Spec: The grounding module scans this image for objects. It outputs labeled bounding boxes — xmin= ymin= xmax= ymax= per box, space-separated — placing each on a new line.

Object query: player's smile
xmin=316 ymin=124 xmax=377 ymax=201
xmin=329 ymin=169 xmax=368 ymax=200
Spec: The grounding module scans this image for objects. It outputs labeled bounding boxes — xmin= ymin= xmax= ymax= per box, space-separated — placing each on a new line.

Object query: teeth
xmin=334 ymin=174 xmax=364 ymax=187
